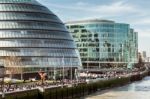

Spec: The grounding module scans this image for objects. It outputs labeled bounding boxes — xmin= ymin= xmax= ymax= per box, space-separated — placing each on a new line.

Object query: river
xmin=84 ymin=76 xmax=150 ymax=99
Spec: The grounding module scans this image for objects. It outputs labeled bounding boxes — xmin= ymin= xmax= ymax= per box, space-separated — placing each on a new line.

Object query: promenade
xmin=0 ymin=65 xmax=148 ymax=99
xmin=0 ymin=66 xmax=147 ymax=94
xmin=0 ymin=80 xmax=85 ymax=94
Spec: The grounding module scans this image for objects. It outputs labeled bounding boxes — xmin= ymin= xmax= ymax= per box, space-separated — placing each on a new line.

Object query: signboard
xmin=0 ymin=66 xmax=5 ymax=78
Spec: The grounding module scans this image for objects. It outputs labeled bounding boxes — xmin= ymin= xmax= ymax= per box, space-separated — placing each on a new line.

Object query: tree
xmin=135 ymin=53 xmax=144 ymax=69
xmin=4 ymin=56 xmax=23 ymax=79
xmin=138 ymin=53 xmax=143 ymax=64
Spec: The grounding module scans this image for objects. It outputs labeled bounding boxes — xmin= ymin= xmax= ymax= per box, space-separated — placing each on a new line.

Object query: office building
xmin=66 ymin=19 xmax=138 ymax=69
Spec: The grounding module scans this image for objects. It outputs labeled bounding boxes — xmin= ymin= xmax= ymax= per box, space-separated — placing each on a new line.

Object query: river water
xmin=84 ymin=76 xmax=150 ymax=99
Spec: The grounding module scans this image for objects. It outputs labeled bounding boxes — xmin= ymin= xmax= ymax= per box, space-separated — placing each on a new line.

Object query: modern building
xmin=66 ymin=19 xmax=138 ymax=70
xmin=0 ymin=0 xmax=81 ymax=79
xmin=141 ymin=51 xmax=147 ymax=62
xmin=142 ymin=51 xmax=147 ymax=58
xmin=145 ymin=57 xmax=150 ymax=62
xmin=128 ymin=29 xmax=138 ymax=68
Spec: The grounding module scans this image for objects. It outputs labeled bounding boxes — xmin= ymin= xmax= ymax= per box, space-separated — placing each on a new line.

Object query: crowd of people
xmin=0 ymin=79 xmax=86 ymax=93
xmin=0 ymin=67 xmax=147 ymax=93
xmin=80 ymin=71 xmax=127 ymax=79
xmin=80 ymin=67 xmax=145 ymax=80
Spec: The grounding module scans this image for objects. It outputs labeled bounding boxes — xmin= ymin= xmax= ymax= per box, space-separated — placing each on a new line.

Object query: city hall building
xmin=0 ymin=0 xmax=81 ymax=79
xmin=66 ymin=19 xmax=138 ymax=70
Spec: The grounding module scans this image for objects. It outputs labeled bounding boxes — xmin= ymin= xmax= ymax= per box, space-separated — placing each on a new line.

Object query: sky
xmin=38 ymin=0 xmax=150 ymax=56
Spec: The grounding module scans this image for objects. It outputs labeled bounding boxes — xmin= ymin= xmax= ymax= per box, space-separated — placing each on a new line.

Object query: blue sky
xmin=38 ymin=0 xmax=150 ymax=56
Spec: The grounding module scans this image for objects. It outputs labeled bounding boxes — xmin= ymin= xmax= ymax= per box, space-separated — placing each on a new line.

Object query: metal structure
xmin=0 ymin=0 xmax=81 ymax=77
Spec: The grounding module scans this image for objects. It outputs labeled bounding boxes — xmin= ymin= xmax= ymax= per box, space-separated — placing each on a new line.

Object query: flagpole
xmin=71 ymin=57 xmax=72 ymax=83
xmin=53 ymin=58 xmax=56 ymax=82
xmin=62 ymin=56 xmax=64 ymax=83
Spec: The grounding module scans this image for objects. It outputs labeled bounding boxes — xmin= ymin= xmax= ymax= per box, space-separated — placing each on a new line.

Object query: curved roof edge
xmin=66 ymin=19 xmax=115 ymax=24
xmin=0 ymin=0 xmax=42 ymax=6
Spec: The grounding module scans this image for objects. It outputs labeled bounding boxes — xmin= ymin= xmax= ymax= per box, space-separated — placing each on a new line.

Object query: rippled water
xmin=84 ymin=76 xmax=150 ymax=99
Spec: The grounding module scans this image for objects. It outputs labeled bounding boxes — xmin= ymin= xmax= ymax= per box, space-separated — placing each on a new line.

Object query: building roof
xmin=66 ymin=19 xmax=115 ymax=24
xmin=0 ymin=0 xmax=41 ymax=5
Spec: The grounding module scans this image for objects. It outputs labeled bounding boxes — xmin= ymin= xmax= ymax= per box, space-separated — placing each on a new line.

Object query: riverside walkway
xmin=0 ymin=66 xmax=147 ymax=94
xmin=0 ymin=65 xmax=149 ymax=99
xmin=0 ymin=80 xmax=85 ymax=94
xmin=0 ymin=68 xmax=148 ymax=99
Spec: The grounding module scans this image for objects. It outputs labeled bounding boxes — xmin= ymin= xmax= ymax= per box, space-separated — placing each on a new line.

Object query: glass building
xmin=66 ymin=19 xmax=138 ymax=69
xmin=0 ymin=0 xmax=81 ymax=78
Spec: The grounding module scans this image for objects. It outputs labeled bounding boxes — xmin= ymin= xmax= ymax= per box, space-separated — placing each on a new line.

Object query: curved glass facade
xmin=66 ymin=19 xmax=138 ymax=69
xmin=0 ymin=0 xmax=81 ymax=74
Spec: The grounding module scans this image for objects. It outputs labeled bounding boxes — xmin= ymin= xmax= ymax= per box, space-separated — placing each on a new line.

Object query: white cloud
xmin=44 ymin=1 xmax=144 ymax=25
xmin=76 ymin=1 xmax=89 ymax=6
xmin=89 ymin=1 xmax=136 ymax=14
xmin=133 ymin=18 xmax=150 ymax=25
xmin=45 ymin=1 xmax=139 ymax=17
xmin=136 ymin=29 xmax=150 ymax=38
